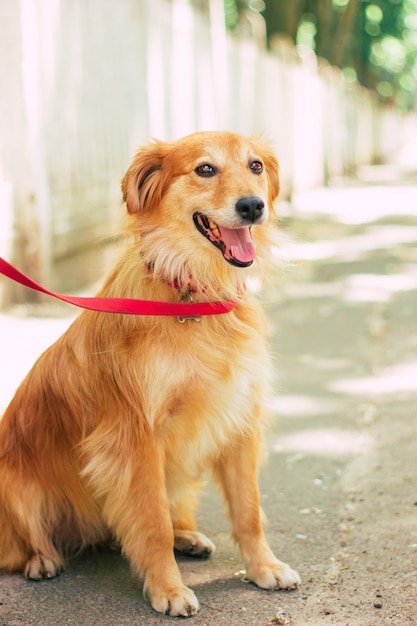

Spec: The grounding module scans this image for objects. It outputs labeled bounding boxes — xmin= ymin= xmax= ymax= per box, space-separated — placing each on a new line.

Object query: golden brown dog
xmin=0 ymin=131 xmax=300 ymax=616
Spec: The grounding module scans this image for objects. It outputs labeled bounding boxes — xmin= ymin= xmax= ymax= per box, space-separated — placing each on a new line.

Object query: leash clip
xmin=177 ymin=290 xmax=202 ymax=324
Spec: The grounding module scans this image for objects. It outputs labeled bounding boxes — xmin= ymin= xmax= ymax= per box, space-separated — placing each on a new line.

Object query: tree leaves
xmin=223 ymin=0 xmax=417 ymax=109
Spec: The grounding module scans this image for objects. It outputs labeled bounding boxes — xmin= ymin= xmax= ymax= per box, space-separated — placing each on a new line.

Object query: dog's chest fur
xmin=126 ymin=306 xmax=271 ymax=471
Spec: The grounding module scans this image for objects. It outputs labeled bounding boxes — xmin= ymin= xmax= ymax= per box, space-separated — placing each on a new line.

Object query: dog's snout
xmin=235 ymin=196 xmax=265 ymax=223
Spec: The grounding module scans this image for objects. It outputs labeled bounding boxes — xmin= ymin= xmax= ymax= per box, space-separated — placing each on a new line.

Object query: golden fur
xmin=0 ymin=131 xmax=300 ymax=616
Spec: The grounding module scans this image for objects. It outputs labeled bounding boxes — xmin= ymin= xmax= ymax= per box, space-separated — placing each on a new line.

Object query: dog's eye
xmin=195 ymin=164 xmax=217 ymax=177
xmin=250 ymin=160 xmax=263 ymax=174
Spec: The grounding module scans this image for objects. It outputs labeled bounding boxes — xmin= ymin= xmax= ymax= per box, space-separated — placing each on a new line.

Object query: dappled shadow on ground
xmin=267 ymin=185 xmax=417 ymax=458
xmin=258 ymin=178 xmax=417 ymax=624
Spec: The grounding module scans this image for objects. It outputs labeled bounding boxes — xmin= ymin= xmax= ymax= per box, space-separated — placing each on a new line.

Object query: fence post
xmin=16 ymin=0 xmax=52 ymax=295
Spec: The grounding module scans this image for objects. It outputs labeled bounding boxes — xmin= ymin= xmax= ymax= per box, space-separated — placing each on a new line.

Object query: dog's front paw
xmin=146 ymin=584 xmax=200 ymax=617
xmin=174 ymin=530 xmax=216 ymax=559
xmin=246 ymin=559 xmax=301 ymax=591
xmin=24 ymin=555 xmax=62 ymax=580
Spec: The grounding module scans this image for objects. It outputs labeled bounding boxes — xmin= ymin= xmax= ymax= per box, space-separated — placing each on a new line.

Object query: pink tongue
xmin=218 ymin=226 xmax=256 ymax=263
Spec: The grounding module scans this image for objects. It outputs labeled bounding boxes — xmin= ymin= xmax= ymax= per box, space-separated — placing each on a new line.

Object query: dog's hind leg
xmin=0 ymin=512 xmax=31 ymax=574
xmin=170 ymin=484 xmax=216 ymax=559
xmin=173 ymin=529 xmax=216 ymax=559
xmin=24 ymin=553 xmax=63 ymax=580
xmin=0 ymin=468 xmax=64 ymax=578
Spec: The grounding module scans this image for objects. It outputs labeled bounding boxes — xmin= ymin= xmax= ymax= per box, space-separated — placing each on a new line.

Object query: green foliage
xmin=224 ymin=0 xmax=239 ymax=30
xmin=221 ymin=0 xmax=417 ymax=109
xmin=352 ymin=0 xmax=417 ymax=107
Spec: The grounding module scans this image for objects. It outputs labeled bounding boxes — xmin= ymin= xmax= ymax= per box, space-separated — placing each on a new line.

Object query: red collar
xmin=0 ymin=257 xmax=237 ymax=319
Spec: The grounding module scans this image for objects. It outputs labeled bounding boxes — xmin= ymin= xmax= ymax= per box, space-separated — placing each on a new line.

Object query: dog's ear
xmin=121 ymin=140 xmax=167 ymax=213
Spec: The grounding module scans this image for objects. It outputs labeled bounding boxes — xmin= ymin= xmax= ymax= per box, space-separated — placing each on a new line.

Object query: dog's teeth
xmin=209 ymin=220 xmax=220 ymax=237
xmin=230 ymin=246 xmax=236 ymax=259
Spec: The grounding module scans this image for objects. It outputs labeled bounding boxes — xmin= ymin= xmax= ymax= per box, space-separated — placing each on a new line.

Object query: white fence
xmin=0 ymin=0 xmax=409 ymax=304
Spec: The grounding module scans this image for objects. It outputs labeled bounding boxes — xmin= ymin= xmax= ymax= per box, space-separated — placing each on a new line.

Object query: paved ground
xmin=1 ymin=164 xmax=417 ymax=625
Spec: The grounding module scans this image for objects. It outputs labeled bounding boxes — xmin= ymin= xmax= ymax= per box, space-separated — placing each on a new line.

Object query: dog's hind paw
xmin=174 ymin=530 xmax=216 ymax=559
xmin=246 ymin=559 xmax=301 ymax=591
xmin=24 ymin=555 xmax=61 ymax=580
xmin=147 ymin=584 xmax=200 ymax=617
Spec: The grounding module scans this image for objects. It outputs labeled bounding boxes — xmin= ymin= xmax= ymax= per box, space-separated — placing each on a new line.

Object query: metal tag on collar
xmin=177 ymin=290 xmax=201 ymax=323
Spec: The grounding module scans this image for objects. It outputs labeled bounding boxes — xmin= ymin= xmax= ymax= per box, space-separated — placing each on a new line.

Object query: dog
xmin=0 ymin=131 xmax=300 ymax=616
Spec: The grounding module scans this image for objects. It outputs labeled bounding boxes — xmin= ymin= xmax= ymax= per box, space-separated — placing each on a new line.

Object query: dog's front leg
xmin=90 ymin=435 xmax=199 ymax=617
xmin=213 ymin=426 xmax=301 ymax=591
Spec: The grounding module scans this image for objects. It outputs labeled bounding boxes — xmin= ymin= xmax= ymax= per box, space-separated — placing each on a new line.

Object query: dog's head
xmin=121 ymin=131 xmax=280 ymax=296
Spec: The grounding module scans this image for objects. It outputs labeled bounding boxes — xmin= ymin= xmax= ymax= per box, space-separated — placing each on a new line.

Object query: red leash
xmin=0 ymin=257 xmax=236 ymax=317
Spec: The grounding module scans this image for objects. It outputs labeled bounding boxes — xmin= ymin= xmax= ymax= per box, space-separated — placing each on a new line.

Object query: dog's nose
xmin=235 ymin=196 xmax=264 ymax=223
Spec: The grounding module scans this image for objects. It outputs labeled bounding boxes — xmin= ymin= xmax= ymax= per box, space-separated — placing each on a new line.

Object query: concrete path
xmin=1 ymin=167 xmax=417 ymax=625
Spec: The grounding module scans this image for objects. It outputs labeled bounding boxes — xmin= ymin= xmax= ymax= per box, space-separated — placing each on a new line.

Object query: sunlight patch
xmin=268 ymin=395 xmax=339 ymax=418
xmin=273 ymin=428 xmax=373 ymax=457
xmin=329 ymin=361 xmax=417 ymax=395
xmin=292 ymin=187 xmax=417 ymax=224
xmin=343 ymin=271 xmax=417 ymax=303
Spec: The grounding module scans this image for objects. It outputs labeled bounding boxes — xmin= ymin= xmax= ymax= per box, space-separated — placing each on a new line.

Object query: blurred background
xmin=0 ymin=0 xmax=416 ymax=304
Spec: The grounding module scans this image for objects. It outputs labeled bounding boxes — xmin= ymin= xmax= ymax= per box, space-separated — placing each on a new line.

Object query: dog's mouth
xmin=193 ymin=213 xmax=255 ymax=267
